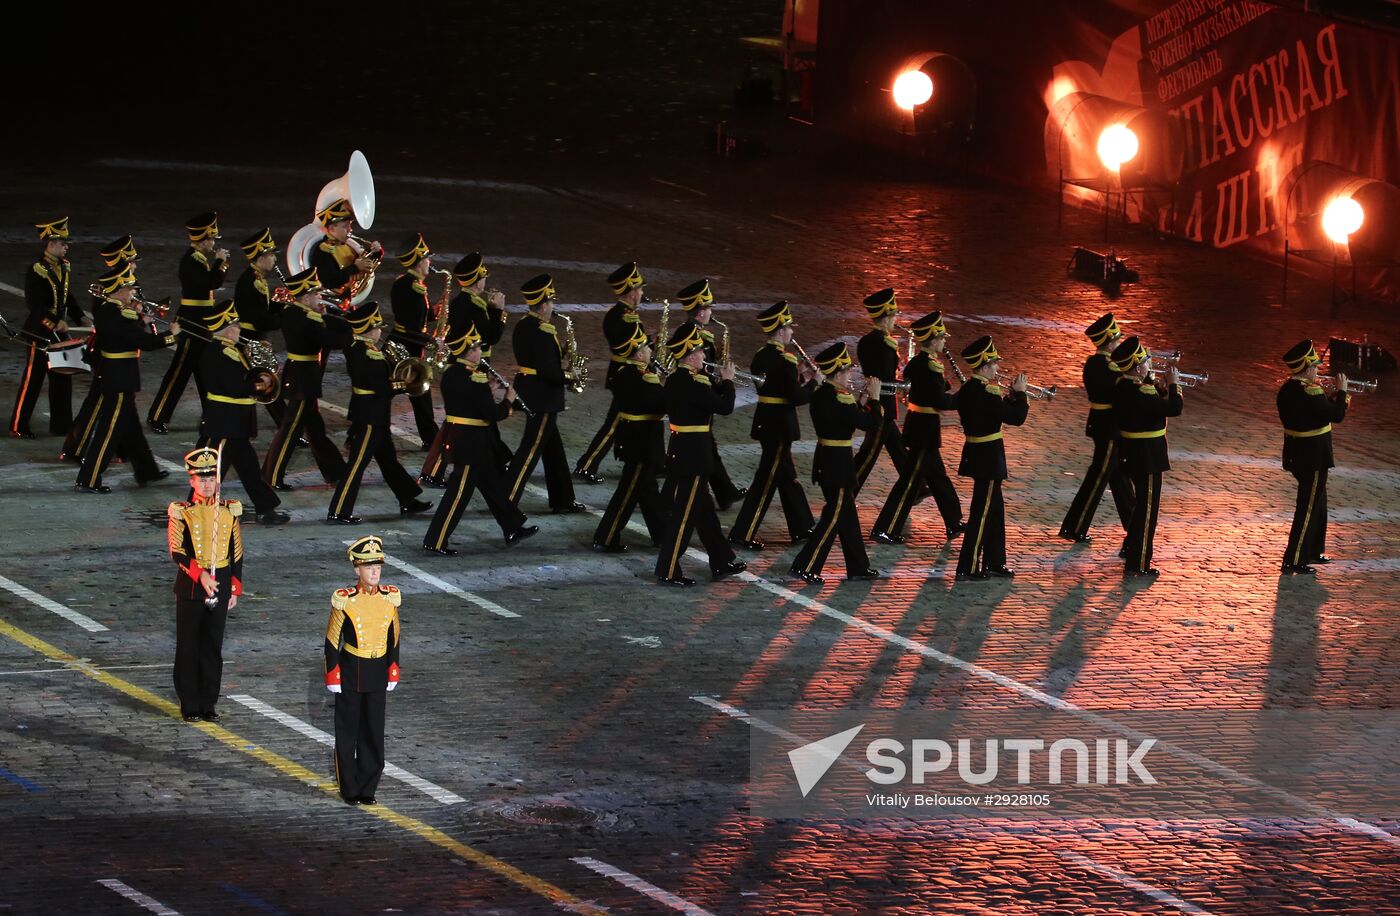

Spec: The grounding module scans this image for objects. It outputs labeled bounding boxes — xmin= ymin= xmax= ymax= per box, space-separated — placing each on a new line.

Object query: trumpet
xmin=1321 ymin=375 xmax=1377 ymax=394
xmin=703 ymin=361 xmax=766 ymax=386
xmin=1150 ymin=347 xmax=1183 ymax=364
xmin=995 ymin=371 xmax=1058 ymax=400
xmin=1169 ymin=369 xmax=1209 ymax=388
xmin=481 ymin=359 xmax=534 ymax=417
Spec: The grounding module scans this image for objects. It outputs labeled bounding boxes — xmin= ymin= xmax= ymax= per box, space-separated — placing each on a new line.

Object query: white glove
xmin=327 ymin=684 xmax=342 ymax=694
xmin=386 ymin=682 xmax=397 ymax=692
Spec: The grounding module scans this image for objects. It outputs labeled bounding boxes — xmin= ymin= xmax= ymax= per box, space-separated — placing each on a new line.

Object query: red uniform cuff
xmin=325 ymin=665 xmax=341 ymax=686
xmin=387 ymin=663 xmax=400 ymax=683
xmin=231 ymin=576 xmax=243 ymax=596
xmin=185 ymin=561 xmax=203 ymax=582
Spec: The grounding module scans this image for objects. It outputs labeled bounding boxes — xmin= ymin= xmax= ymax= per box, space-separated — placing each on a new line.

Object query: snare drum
xmin=46 ymin=338 xmax=91 ymax=375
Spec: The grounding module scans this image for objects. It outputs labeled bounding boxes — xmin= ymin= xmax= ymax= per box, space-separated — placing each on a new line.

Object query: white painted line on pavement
xmin=0 ymin=574 xmax=107 ymax=632
xmin=96 ymin=879 xmax=182 ymax=915
xmin=227 ymin=694 xmax=466 ymax=805
xmin=1059 ymin=852 xmax=1214 ymax=915
xmin=571 ymin=857 xmax=715 ymax=916
xmin=0 ymin=281 xmax=24 ymax=297
xmin=0 ymin=662 xmax=166 ymax=677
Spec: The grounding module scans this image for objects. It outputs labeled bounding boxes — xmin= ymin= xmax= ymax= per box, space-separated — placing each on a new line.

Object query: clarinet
xmin=480 ymin=359 xmax=534 ymax=417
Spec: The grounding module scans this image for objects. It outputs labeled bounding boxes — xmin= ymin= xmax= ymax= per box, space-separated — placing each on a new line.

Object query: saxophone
xmin=712 ymin=317 xmax=731 ymax=364
xmin=654 ymin=298 xmax=673 ymax=375
xmin=559 ymin=314 xmax=590 ymax=393
xmin=425 ymin=268 xmax=453 ymax=373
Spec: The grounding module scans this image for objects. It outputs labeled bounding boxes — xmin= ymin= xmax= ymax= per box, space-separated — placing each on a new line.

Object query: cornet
xmin=1321 ymin=375 xmax=1377 ymax=394
xmin=995 ymin=371 xmax=1058 ymax=400
xmin=704 ymin=361 xmax=766 ymax=386
xmin=1168 ymin=369 xmax=1209 ymax=388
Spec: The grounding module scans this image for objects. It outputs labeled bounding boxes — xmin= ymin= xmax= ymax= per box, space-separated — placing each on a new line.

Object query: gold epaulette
xmin=32 ymin=262 xmax=49 ymax=279
xmin=412 ymin=281 xmax=427 ymax=294
xmin=471 ymin=371 xmax=488 ymax=383
xmin=694 ymin=374 xmax=712 ymax=387
xmin=623 ymin=313 xmax=639 ymax=323
xmin=318 ymin=240 xmax=336 ymax=253
xmin=192 ymin=251 xmax=208 ymax=266
xmin=254 ymin=277 xmax=268 ymax=296
xmin=381 ymin=584 xmax=401 ymax=607
xmin=167 ymin=501 xmax=190 ymax=520
xmin=224 ymin=499 xmax=243 ymax=517
xmin=837 ymin=392 xmax=856 ymax=404
xmin=1139 ymin=383 xmax=1158 ymax=394
xmin=643 ymin=372 xmax=660 ymax=384
xmin=782 ymin=352 xmax=798 ymax=364
xmin=331 ymin=587 xmax=351 ymax=610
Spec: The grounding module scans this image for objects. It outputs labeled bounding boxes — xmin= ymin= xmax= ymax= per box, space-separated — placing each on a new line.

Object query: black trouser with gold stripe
xmin=334 ymin=688 xmax=386 ymax=800
xmin=1060 ymin=434 xmax=1134 ymax=538
xmin=595 ymin=458 xmax=666 ymax=548
xmin=507 ymin=411 xmax=576 ymax=509
xmin=328 ymin=422 xmax=422 ymax=518
xmin=955 ymin=478 xmax=1006 ymax=577
xmin=654 ymin=472 xmax=736 ymax=580
xmin=729 ymin=439 xmax=813 ymax=543
xmin=174 ymin=593 xmax=228 ymax=717
xmin=423 ymin=453 xmax=526 ymax=550
xmin=874 ymin=441 xmax=961 ymax=538
xmin=791 ymin=475 xmax=869 ymax=578
xmin=10 ymin=342 xmax=73 ymax=436
xmin=63 ymin=384 xmax=109 ymax=460
xmin=853 ymin=409 xmax=908 ymax=490
xmin=193 ymin=434 xmax=281 ymax=516
xmin=1123 ymin=470 xmax=1164 ymax=573
xmin=1284 ymin=468 xmax=1328 ymax=566
xmin=262 ymin=398 xmax=346 ymax=486
xmin=660 ymin=441 xmax=744 ymax=509
xmin=147 ymin=334 xmax=206 ymax=427
xmin=576 ymin=398 xmax=621 ymax=476
xmin=76 ymin=391 xmax=160 ymax=487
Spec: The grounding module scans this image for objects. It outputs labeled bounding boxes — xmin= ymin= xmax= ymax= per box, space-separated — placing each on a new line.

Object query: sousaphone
xmin=288 ymin=150 xmax=378 ymax=305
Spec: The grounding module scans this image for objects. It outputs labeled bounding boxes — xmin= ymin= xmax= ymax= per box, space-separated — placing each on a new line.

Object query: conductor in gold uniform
xmin=325 ymin=535 xmax=401 ymax=806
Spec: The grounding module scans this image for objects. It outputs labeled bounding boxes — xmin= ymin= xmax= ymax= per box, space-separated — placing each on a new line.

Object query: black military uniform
xmin=326 ymin=303 xmax=430 ymax=523
xmin=76 ymin=263 xmax=174 ymax=492
xmin=325 ymin=536 xmax=400 ymax=805
xmin=388 ymin=233 xmax=440 ymax=445
xmin=1277 ymin=340 xmax=1349 ymax=574
xmin=506 ymin=274 xmax=582 ymax=512
xmin=729 ymin=301 xmax=817 ymax=549
xmin=593 ymin=324 xmax=668 ymax=551
xmin=853 ymin=288 xmax=910 ymax=490
xmin=194 ymin=305 xmax=287 ymax=524
xmin=420 ymin=253 xmax=508 ymax=485
xmin=309 ymin=198 xmax=374 ymax=295
xmin=63 ymin=236 xmax=138 ymax=461
xmin=654 ymin=326 xmax=745 ymax=586
xmin=575 ymin=262 xmax=646 ymax=482
xmin=422 ymin=324 xmax=535 ymax=555
xmin=953 ymin=337 xmax=1030 ymax=580
xmin=148 ymin=212 xmax=228 ymax=433
xmin=11 ymin=217 xmax=82 ymax=438
xmin=789 ymin=343 xmax=882 ymax=585
xmin=234 ymin=228 xmax=286 ymax=427
xmin=669 ymin=279 xmax=745 ymax=509
xmin=1111 ymin=337 xmax=1184 ymax=577
xmin=262 ymin=268 xmax=349 ymax=488
xmin=1060 ymin=313 xmax=1134 ymax=543
xmin=873 ymin=310 xmax=963 ymax=543
xmin=168 ymin=447 xmax=244 ymax=721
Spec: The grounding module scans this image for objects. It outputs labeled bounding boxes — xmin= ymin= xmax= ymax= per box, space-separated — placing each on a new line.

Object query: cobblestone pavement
xmin=3 ymin=39 xmax=1400 ymax=915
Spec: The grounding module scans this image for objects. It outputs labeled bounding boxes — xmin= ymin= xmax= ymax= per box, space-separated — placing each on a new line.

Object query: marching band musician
xmin=1277 ymin=340 xmax=1348 ymax=575
xmin=326 ymin=302 xmax=432 ymax=524
xmin=147 ymin=212 xmax=229 ymax=435
xmin=506 ymin=274 xmax=585 ymax=513
xmin=871 ymin=310 xmax=964 ymax=545
xmin=62 ymin=235 xmax=139 ymax=461
xmin=11 ymin=216 xmax=82 ymax=439
xmin=194 ymin=303 xmax=289 ymax=525
xmin=574 ymin=261 xmax=647 ymax=484
xmin=234 ymin=228 xmax=286 ymax=427
xmin=168 ymin=446 xmax=243 ymax=723
xmin=261 ymin=268 xmax=349 ymax=490
xmin=75 ymin=262 xmax=176 ymax=493
xmin=310 ymin=198 xmax=380 ymax=296
xmin=853 ymin=287 xmax=910 ymax=491
xmin=419 ymin=253 xmax=507 ymax=488
xmin=325 ymin=535 xmax=400 ymax=806
xmin=592 ymin=324 xmax=668 ymax=553
xmin=1110 ymin=336 xmax=1183 ymax=578
xmin=388 ymin=233 xmax=440 ymax=446
xmin=787 ymin=343 xmax=883 ymax=586
xmin=952 ymin=336 xmax=1029 ymax=581
xmin=654 ymin=325 xmax=747 ymax=587
xmin=671 ymin=279 xmax=745 ymax=509
xmin=728 ymin=300 xmax=817 ymax=551
xmin=1058 ymin=313 xmax=1134 ymax=544
xmin=421 ymin=324 xmax=537 ymax=556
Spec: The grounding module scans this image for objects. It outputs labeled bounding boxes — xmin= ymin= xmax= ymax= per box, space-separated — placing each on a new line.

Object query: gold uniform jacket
xmin=324 ymin=585 xmax=401 ymax=692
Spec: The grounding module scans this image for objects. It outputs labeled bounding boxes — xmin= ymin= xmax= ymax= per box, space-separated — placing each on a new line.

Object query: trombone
xmin=1321 ymin=375 xmax=1377 ymax=394
xmin=704 ymin=361 xmax=766 ymax=386
xmin=995 ymin=371 xmax=1058 ymax=400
